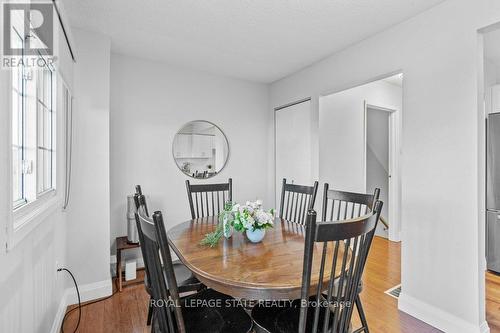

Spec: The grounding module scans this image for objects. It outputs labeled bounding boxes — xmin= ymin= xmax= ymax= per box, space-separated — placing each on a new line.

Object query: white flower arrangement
xmin=226 ymin=200 xmax=275 ymax=232
xmin=200 ymin=200 xmax=275 ymax=247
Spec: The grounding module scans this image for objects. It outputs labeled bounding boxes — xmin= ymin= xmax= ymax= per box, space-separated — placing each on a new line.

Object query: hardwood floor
xmin=62 ymin=271 xmax=151 ymax=333
xmin=353 ymin=237 xmax=440 ymax=333
xmin=487 ymin=270 xmax=500 ymax=332
xmin=62 ymin=237 xmax=500 ymax=333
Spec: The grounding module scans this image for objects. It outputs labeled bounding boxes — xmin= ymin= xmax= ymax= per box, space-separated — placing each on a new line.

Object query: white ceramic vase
xmin=246 ymin=228 xmax=266 ymax=243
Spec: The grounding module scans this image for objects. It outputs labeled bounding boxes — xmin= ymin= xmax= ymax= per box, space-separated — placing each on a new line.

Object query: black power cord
xmin=60 ymin=290 xmax=117 ymax=324
xmin=58 ymin=268 xmax=118 ymax=332
xmin=58 ymin=268 xmax=81 ymax=333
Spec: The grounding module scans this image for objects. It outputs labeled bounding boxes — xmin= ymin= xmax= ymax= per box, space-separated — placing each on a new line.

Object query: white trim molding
xmin=398 ymin=292 xmax=490 ymax=333
xmin=8 ymin=195 xmax=61 ymax=250
xmin=480 ymin=321 xmax=491 ymax=333
xmin=49 ymin=279 xmax=113 ymax=333
xmin=49 ymin=289 xmax=71 ymax=333
xmin=65 ymin=279 xmax=113 ymax=305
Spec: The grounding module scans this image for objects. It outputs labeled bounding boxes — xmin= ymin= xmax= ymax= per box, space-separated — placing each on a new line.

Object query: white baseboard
xmin=480 ymin=321 xmax=491 ymax=333
xmin=398 ymin=292 xmax=490 ymax=333
xmin=49 ymin=289 xmax=70 ymax=333
xmin=66 ymin=278 xmax=113 ymax=305
xmin=389 ymin=231 xmax=401 ymax=243
xmin=49 ymin=279 xmax=113 ymax=333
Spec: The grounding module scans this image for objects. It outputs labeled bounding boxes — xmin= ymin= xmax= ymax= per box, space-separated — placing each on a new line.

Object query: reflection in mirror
xmin=173 ymin=121 xmax=229 ymax=179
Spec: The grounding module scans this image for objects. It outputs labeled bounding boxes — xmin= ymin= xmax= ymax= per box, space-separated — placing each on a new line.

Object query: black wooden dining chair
xmin=279 ymin=178 xmax=319 ymax=225
xmin=135 ymin=185 xmax=149 ymax=215
xmin=251 ymin=202 xmax=382 ymax=333
xmin=132 ymin=191 xmax=154 ymax=326
xmin=321 ymin=184 xmax=380 ymax=333
xmin=133 ymin=186 xmax=202 ymax=327
xmin=136 ymin=207 xmax=253 ymax=333
xmin=321 ymin=184 xmax=380 ymax=222
xmin=185 ymin=178 xmax=232 ymax=219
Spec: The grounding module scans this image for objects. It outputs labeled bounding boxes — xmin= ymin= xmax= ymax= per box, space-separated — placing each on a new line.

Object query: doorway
xmin=318 ymin=73 xmax=402 ymax=242
xmin=365 ymin=105 xmax=395 ymax=239
xmin=481 ymin=25 xmax=500 ymax=332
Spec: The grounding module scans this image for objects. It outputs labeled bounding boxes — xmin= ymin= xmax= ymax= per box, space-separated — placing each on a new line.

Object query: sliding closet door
xmin=275 ymin=100 xmax=312 ymax=206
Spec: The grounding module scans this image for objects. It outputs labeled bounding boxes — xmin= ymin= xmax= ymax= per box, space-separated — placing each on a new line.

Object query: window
xmin=11 ymin=52 xmax=56 ymax=210
xmin=11 ymin=24 xmax=25 ymax=208
xmin=6 ymin=6 xmax=62 ymax=249
xmin=36 ymin=64 xmax=55 ymax=194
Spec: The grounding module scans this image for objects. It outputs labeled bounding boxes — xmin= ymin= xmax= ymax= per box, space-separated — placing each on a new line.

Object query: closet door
xmin=275 ymin=100 xmax=312 ymax=206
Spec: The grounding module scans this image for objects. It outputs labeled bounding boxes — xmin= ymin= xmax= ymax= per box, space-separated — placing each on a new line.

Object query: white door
xmin=364 ymin=104 xmax=400 ymax=242
xmin=366 ymin=107 xmax=390 ymax=238
xmin=275 ymin=100 xmax=312 ymax=207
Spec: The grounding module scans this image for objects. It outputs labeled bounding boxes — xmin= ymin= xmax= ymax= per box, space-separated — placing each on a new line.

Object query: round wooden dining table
xmin=167 ymin=216 xmax=349 ymax=300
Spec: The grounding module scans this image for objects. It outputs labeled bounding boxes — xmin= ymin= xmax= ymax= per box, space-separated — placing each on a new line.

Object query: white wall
xmin=270 ymin=0 xmax=500 ymax=331
xmin=109 ymin=54 xmax=270 ymax=260
xmin=319 ymin=80 xmax=401 ymax=192
xmin=65 ymin=28 xmax=112 ymax=297
xmin=0 ymin=213 xmax=67 ymax=333
xmin=0 ymin=10 xmax=73 ymax=333
xmin=319 ymin=80 xmax=401 ymax=238
xmin=275 ymin=100 xmax=313 ymax=207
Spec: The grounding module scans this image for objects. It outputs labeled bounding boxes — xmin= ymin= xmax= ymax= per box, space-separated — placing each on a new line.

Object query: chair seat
xmin=173 ymin=261 xmax=200 ymax=287
xmin=252 ymin=298 xmax=333 ymax=333
xmin=321 ymin=279 xmax=363 ymax=299
xmin=179 ymin=289 xmax=253 ymax=333
xmin=252 ymin=297 xmax=354 ymax=333
xmin=144 ymin=261 xmax=202 ymax=295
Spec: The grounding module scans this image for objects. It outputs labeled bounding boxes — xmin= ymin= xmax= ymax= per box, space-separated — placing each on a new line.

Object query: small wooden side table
xmin=116 ymin=236 xmax=142 ymax=292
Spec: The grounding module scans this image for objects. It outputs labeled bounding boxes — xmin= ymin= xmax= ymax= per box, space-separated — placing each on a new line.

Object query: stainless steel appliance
xmin=487 ymin=113 xmax=500 ymax=273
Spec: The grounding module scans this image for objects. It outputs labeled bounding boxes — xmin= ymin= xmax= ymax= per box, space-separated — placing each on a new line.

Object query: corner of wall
xmin=399 ymin=292 xmax=488 ymax=333
xmin=65 ymin=26 xmax=112 ymax=291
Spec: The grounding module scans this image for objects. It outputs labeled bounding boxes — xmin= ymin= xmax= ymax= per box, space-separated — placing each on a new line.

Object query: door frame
xmin=274 ymin=97 xmax=312 ymax=208
xmin=364 ymin=102 xmax=401 ymax=242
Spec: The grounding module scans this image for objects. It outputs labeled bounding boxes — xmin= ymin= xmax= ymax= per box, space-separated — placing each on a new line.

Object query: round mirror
xmin=173 ymin=121 xmax=229 ymax=179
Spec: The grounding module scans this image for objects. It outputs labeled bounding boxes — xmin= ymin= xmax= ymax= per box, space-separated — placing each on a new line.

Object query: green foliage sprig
xmin=199 ymin=223 xmax=223 ymax=248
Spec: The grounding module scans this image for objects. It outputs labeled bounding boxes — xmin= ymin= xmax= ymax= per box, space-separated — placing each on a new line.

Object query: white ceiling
xmin=63 ymin=0 xmax=445 ymax=83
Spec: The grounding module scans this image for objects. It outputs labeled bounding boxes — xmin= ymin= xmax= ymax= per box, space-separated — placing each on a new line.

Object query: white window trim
xmin=9 ymin=192 xmax=61 ymax=250
xmin=5 ymin=66 xmax=63 ymax=252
